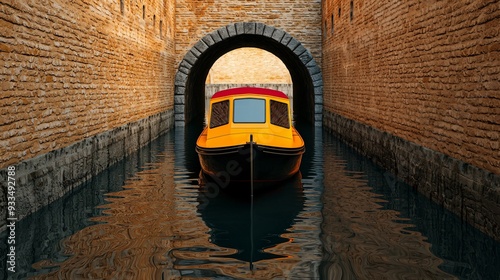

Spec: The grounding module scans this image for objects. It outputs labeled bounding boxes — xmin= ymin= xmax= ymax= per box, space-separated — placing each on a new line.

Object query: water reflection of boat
xmin=195 ymin=87 xmax=305 ymax=190
xmin=197 ymin=172 xmax=304 ymax=263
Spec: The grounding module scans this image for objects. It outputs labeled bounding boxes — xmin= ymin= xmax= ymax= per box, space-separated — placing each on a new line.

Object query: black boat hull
xmin=196 ymin=142 xmax=304 ymax=189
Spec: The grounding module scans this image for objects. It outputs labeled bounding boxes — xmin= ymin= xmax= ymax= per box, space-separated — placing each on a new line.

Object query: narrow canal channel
xmin=2 ymin=125 xmax=500 ymax=279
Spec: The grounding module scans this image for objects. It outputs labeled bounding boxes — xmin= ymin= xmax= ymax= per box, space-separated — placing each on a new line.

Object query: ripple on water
xmin=319 ymin=136 xmax=456 ymax=280
xmin=4 ymin=127 xmax=499 ymax=279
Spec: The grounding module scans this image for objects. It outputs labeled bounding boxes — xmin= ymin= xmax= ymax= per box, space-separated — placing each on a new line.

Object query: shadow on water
xmin=197 ymin=173 xmax=305 ymax=264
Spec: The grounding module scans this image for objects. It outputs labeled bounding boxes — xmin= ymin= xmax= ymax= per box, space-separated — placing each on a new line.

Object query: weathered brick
xmin=207 ymin=48 xmax=291 ymax=84
xmin=0 ymin=0 xmax=176 ymax=169
xmin=175 ymin=0 xmax=322 ymax=70
xmin=322 ymin=0 xmax=500 ymax=175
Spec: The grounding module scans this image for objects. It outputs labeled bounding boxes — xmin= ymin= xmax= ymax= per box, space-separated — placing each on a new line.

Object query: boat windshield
xmin=233 ymin=98 xmax=266 ymax=123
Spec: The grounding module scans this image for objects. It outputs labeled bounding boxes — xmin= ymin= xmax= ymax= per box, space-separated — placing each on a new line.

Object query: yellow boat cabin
xmin=196 ymin=87 xmax=305 ymax=185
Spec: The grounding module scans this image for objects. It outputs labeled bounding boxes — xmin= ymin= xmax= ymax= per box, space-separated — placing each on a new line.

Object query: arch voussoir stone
xmin=218 ymin=27 xmax=230 ymax=40
xmin=235 ymin=22 xmax=245 ymax=34
xmin=227 ymin=24 xmax=237 ymax=37
xmin=243 ymin=22 xmax=256 ymax=34
xmin=306 ymin=59 xmax=321 ymax=72
xmin=175 ymin=72 xmax=188 ymax=87
xmin=299 ymin=51 xmax=313 ymax=66
xmin=255 ymin=22 xmax=266 ymax=35
xmin=293 ymin=44 xmax=307 ymax=57
xmin=312 ymin=72 xmax=323 ymax=83
xmin=210 ymin=30 xmax=223 ymax=44
xmin=201 ymin=37 xmax=215 ymax=50
xmin=263 ymin=25 xmax=275 ymax=38
xmin=194 ymin=39 xmax=210 ymax=53
xmin=183 ymin=51 xmax=198 ymax=66
xmin=178 ymin=60 xmax=192 ymax=75
xmin=271 ymin=29 xmax=286 ymax=42
xmin=286 ymin=38 xmax=300 ymax=52
xmin=280 ymin=33 xmax=293 ymax=45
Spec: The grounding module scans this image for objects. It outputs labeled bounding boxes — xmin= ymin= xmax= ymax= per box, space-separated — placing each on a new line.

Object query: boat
xmin=196 ymin=87 xmax=305 ymax=190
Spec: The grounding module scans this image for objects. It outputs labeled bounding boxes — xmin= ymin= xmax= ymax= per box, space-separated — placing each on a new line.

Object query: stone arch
xmin=174 ymin=22 xmax=323 ymax=126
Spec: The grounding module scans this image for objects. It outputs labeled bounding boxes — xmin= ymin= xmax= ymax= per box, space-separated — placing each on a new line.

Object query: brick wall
xmin=206 ymin=47 xmax=291 ymax=84
xmin=175 ymin=0 xmax=322 ymax=69
xmin=0 ymin=0 xmax=177 ymax=169
xmin=322 ymin=0 xmax=500 ymax=175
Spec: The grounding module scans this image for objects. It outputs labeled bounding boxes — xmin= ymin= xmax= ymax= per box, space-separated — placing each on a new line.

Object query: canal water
xmin=1 ymin=125 xmax=500 ymax=279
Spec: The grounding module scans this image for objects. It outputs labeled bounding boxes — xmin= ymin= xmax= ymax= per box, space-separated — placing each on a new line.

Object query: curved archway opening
xmin=205 ymin=47 xmax=292 ymax=120
xmin=175 ymin=23 xmax=322 ymax=127
xmin=207 ymin=47 xmax=291 ymax=85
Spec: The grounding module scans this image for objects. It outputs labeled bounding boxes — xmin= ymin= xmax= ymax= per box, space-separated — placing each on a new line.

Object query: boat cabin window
xmin=233 ymin=98 xmax=266 ymax=123
xmin=270 ymin=100 xmax=290 ymax=128
xmin=210 ymin=100 xmax=229 ymax=128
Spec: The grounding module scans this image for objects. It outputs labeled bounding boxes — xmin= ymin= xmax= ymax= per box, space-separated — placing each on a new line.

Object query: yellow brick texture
xmin=206 ymin=47 xmax=291 ymax=84
xmin=175 ymin=0 xmax=322 ymax=69
xmin=322 ymin=0 xmax=500 ymax=174
xmin=0 ymin=0 xmax=177 ymax=168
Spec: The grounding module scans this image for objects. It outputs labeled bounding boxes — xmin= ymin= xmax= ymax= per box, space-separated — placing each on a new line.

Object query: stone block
xmin=201 ymin=35 xmax=215 ymax=48
xmin=175 ymin=105 xmax=184 ymax=114
xmin=286 ymin=38 xmax=300 ymax=51
xmin=175 ymin=86 xmax=185 ymax=96
xmin=175 ymin=95 xmax=185 ymax=105
xmin=255 ymin=22 xmax=266 ymax=35
xmin=243 ymin=22 xmax=256 ymax=34
xmin=312 ymin=78 xmax=323 ymax=87
xmin=314 ymin=86 xmax=323 ymax=96
xmin=138 ymin=125 xmax=151 ymax=147
xmin=93 ymin=147 xmax=109 ymax=174
xmin=280 ymin=32 xmax=293 ymax=45
xmin=108 ymin=138 xmax=125 ymax=166
xmin=314 ymin=94 xmax=323 ymax=104
xmin=307 ymin=62 xmax=321 ymax=75
xmin=235 ymin=22 xmax=245 ymax=34
xmin=293 ymin=44 xmax=307 ymax=57
xmin=271 ymin=29 xmax=285 ymax=42
xmin=175 ymin=113 xmax=185 ymax=121
xmin=190 ymin=46 xmax=202 ymax=57
xmin=218 ymin=26 xmax=230 ymax=40
xmin=183 ymin=51 xmax=198 ymax=66
xmin=263 ymin=25 xmax=275 ymax=38
xmin=299 ymin=50 xmax=313 ymax=65
xmin=194 ymin=39 xmax=209 ymax=53
xmin=178 ymin=60 xmax=192 ymax=75
xmin=314 ymin=104 xmax=323 ymax=114
xmin=210 ymin=29 xmax=223 ymax=43
xmin=226 ymin=24 xmax=237 ymax=37
xmin=175 ymin=72 xmax=188 ymax=87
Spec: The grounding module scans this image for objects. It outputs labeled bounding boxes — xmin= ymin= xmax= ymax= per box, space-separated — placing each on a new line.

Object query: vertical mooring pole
xmin=250 ymin=134 xmax=254 ymax=271
xmin=250 ymin=134 xmax=254 ymax=200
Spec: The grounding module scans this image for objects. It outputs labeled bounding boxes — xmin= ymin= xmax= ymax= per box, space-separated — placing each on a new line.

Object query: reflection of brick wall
xmin=206 ymin=48 xmax=291 ymax=84
xmin=322 ymin=0 xmax=500 ymax=175
xmin=0 ymin=0 xmax=176 ymax=168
